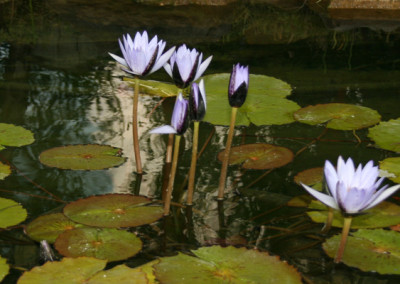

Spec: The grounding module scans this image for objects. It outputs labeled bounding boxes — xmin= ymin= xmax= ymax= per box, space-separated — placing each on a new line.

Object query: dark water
xmin=1 ymin=0 xmax=400 ymax=282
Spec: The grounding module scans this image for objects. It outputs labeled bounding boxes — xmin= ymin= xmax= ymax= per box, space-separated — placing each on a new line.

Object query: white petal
xmin=149 ymin=125 xmax=177 ymax=134
xmin=300 ymin=183 xmax=339 ymax=210
xmin=363 ymin=184 xmax=400 ymax=210
xmin=324 ymin=160 xmax=338 ymax=199
xmin=149 ymin=46 xmax=176 ymax=75
xmin=194 ymin=55 xmax=213 ymax=81
xmin=109 ymin=53 xmax=127 ymax=67
xmin=163 ymin=63 xmax=173 ymax=78
xmin=198 ymin=79 xmax=206 ymax=110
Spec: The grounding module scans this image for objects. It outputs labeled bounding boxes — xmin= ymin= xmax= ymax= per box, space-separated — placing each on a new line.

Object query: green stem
xmin=321 ymin=207 xmax=334 ymax=233
xmin=164 ymin=135 xmax=181 ymax=216
xmin=334 ymin=216 xmax=352 ymax=263
xmin=187 ymin=121 xmax=200 ymax=205
xmin=133 ymin=77 xmax=143 ymax=174
xmin=217 ymin=107 xmax=238 ymax=200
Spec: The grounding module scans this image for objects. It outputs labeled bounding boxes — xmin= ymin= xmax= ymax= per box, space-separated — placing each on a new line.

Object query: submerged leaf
xmin=368 ymin=118 xmax=400 ymax=152
xmin=0 ymin=197 xmax=27 ymax=228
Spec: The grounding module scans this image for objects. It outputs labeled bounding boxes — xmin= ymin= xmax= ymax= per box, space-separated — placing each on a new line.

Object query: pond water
xmin=1 ymin=0 xmax=400 ymax=282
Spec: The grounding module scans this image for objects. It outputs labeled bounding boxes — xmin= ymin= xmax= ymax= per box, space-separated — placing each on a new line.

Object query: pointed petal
xmin=164 ymin=63 xmax=173 ymax=78
xmin=363 ymin=184 xmax=400 ymax=210
xmin=194 ymin=55 xmax=213 ymax=81
xmin=149 ymin=125 xmax=177 ymax=134
xmin=324 ymin=159 xmax=338 ymax=199
xmin=149 ymin=46 xmax=176 ymax=74
xmin=199 ymin=79 xmax=206 ymax=110
xmin=300 ymin=183 xmax=339 ymax=210
xmin=109 ymin=53 xmax=127 ymax=66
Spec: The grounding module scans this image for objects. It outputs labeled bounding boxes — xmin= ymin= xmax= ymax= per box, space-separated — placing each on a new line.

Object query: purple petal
xmin=363 ymin=184 xmax=400 ymax=210
xmin=324 ymin=159 xmax=339 ymax=199
xmin=149 ymin=125 xmax=177 ymax=134
xmin=150 ymin=46 xmax=176 ymax=75
xmin=194 ymin=55 xmax=213 ymax=81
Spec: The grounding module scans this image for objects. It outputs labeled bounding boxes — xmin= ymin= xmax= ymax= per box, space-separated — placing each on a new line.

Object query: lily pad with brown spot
xmin=0 ymin=162 xmax=11 ymax=180
xmin=154 ymin=246 xmax=302 ymax=284
xmin=54 ymin=227 xmax=142 ymax=262
xmin=368 ymin=118 xmax=400 ymax=152
xmin=63 ymin=194 xmax=163 ymax=228
xmin=0 ymin=123 xmax=34 ymax=148
xmin=0 ymin=197 xmax=27 ymax=228
xmin=294 ymin=167 xmax=324 ymax=191
xmin=39 ymin=144 xmax=126 ymax=170
xmin=294 ymin=103 xmax=381 ymax=130
xmin=218 ymin=143 xmax=294 ymax=170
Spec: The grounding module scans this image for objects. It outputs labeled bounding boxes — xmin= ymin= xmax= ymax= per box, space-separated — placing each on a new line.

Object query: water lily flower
xmin=189 ymin=79 xmax=206 ymax=121
xmin=150 ymin=93 xmax=189 ymax=135
xmin=301 ymin=156 xmax=400 ymax=215
xmin=228 ymin=63 xmax=249 ymax=108
xmin=164 ymin=44 xmax=213 ymax=89
xmin=109 ymin=30 xmax=175 ymax=76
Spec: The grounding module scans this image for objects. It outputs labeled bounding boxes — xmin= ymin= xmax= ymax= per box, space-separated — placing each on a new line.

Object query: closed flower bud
xmin=189 ymin=79 xmax=206 ymax=121
xmin=228 ymin=63 xmax=249 ymax=108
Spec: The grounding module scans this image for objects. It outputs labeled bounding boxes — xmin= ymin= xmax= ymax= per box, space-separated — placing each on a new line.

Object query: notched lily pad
xmin=63 ymin=194 xmax=163 ymax=228
xmin=0 ymin=197 xmax=27 ymax=228
xmin=54 ymin=227 xmax=142 ymax=262
xmin=379 ymin=157 xmax=400 ymax=183
xmin=0 ymin=123 xmax=34 ymax=148
xmin=218 ymin=143 xmax=294 ymax=170
xmin=323 ymin=229 xmax=400 ymax=274
xmin=39 ymin=144 xmax=126 ymax=170
xmin=294 ymin=103 xmax=381 ymax=130
xmin=294 ymin=167 xmax=324 ymax=191
xmin=0 ymin=162 xmax=11 ymax=180
xmin=0 ymin=257 xmax=9 ymax=282
xmin=368 ymin=118 xmax=400 ymax=152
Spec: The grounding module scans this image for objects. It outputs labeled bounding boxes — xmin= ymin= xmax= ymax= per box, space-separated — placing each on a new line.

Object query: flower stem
xmin=133 ymin=77 xmax=143 ymax=174
xmin=164 ymin=135 xmax=181 ymax=216
xmin=321 ymin=207 xmax=334 ymax=233
xmin=187 ymin=121 xmax=200 ymax=205
xmin=217 ymin=107 xmax=238 ymax=200
xmin=334 ymin=216 xmax=352 ymax=263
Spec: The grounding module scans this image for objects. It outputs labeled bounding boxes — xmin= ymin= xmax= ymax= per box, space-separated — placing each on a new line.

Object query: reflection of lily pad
xmin=368 ymin=118 xmax=400 ymax=152
xmin=55 ymin=227 xmax=142 ymax=262
xmin=125 ymin=77 xmax=179 ymax=98
xmin=0 ymin=197 xmax=27 ymax=228
xmin=380 ymin=157 xmax=400 ymax=183
xmin=0 ymin=123 xmax=34 ymax=148
xmin=323 ymin=229 xmax=400 ymax=274
xmin=294 ymin=167 xmax=323 ymax=191
xmin=63 ymin=194 xmax=163 ymax=228
xmin=39 ymin=144 xmax=126 ymax=170
xmin=0 ymin=257 xmax=9 ymax=282
xmin=294 ymin=103 xmax=381 ymax=130
xmin=154 ymin=246 xmax=302 ymax=283
xmin=0 ymin=162 xmax=11 ymax=180
xmin=218 ymin=143 xmax=294 ymax=170
xmin=26 ymin=213 xmax=86 ymax=243
xmin=202 ymin=73 xmax=299 ymax=126
xmin=307 ymin=200 xmax=400 ymax=228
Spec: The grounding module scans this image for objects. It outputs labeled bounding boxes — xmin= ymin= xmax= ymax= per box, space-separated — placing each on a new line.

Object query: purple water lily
xmin=150 ymin=93 xmax=189 ymax=135
xmin=109 ymin=31 xmax=175 ymax=76
xmin=189 ymin=79 xmax=206 ymax=121
xmin=228 ymin=63 xmax=249 ymax=108
xmin=301 ymin=156 xmax=400 ymax=214
xmin=164 ymin=44 xmax=212 ymax=89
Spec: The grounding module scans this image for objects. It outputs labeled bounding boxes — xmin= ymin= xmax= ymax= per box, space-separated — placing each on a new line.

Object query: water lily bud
xmin=189 ymin=79 xmax=207 ymax=121
xmin=228 ymin=63 xmax=249 ymax=108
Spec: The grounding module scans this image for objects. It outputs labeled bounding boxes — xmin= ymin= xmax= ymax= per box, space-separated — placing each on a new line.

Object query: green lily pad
xmin=17 ymin=257 xmax=107 ymax=284
xmin=287 ymin=195 xmax=313 ymax=207
xmin=0 ymin=162 xmax=11 ymax=180
xmin=217 ymin=143 xmax=294 ymax=170
xmin=368 ymin=118 xmax=400 ymax=152
xmin=0 ymin=197 xmax=27 ymax=228
xmin=39 ymin=144 xmax=126 ymax=170
xmin=294 ymin=103 xmax=381 ymax=130
xmin=87 ymin=264 xmax=148 ymax=283
xmin=202 ymin=73 xmax=299 ymax=126
xmin=54 ymin=227 xmax=142 ymax=262
xmin=133 ymin=260 xmax=159 ymax=283
xmin=307 ymin=201 xmax=400 ymax=228
xmin=0 ymin=257 xmax=9 ymax=282
xmin=26 ymin=213 xmax=86 ymax=243
xmin=125 ymin=77 xmax=179 ymax=97
xmin=0 ymin=123 xmax=34 ymax=148
xmin=63 ymin=194 xmax=163 ymax=228
xmin=379 ymin=157 xmax=400 ymax=183
xmin=294 ymin=167 xmax=324 ymax=191
xmin=323 ymin=229 xmax=400 ymax=274
xmin=154 ymin=246 xmax=302 ymax=283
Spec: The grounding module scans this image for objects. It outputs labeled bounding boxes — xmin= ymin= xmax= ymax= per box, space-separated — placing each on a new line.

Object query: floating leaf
xmin=63 ymin=194 xmax=163 ymax=228
xmin=125 ymin=77 xmax=179 ymax=98
xmin=368 ymin=118 xmax=400 ymax=152
xmin=0 ymin=257 xmax=9 ymax=282
xmin=55 ymin=227 xmax=142 ymax=262
xmin=26 ymin=213 xmax=86 ymax=243
xmin=39 ymin=144 xmax=126 ymax=170
xmin=323 ymin=229 xmax=400 ymax=274
xmin=86 ymin=264 xmax=147 ymax=283
xmin=202 ymin=73 xmax=299 ymax=126
xmin=154 ymin=246 xmax=302 ymax=283
xmin=132 ymin=260 xmax=159 ymax=284
xmin=287 ymin=195 xmax=313 ymax=207
xmin=0 ymin=162 xmax=11 ymax=180
xmin=0 ymin=197 xmax=27 ymax=228
xmin=294 ymin=103 xmax=381 ymax=130
xmin=17 ymin=257 xmax=107 ymax=284
xmin=294 ymin=167 xmax=324 ymax=191
xmin=307 ymin=201 xmax=400 ymax=228
xmin=379 ymin=157 xmax=400 ymax=183
xmin=0 ymin=123 xmax=34 ymax=148
xmin=218 ymin=143 xmax=293 ymax=170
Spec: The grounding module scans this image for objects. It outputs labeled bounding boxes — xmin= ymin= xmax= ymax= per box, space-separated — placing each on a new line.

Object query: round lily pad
xmin=307 ymin=200 xmax=400 ymax=228
xmin=368 ymin=118 xmax=400 ymax=152
xmin=154 ymin=246 xmax=302 ymax=283
xmin=0 ymin=197 xmax=27 ymax=228
xmin=294 ymin=167 xmax=324 ymax=191
xmin=218 ymin=143 xmax=294 ymax=170
xmin=124 ymin=77 xmax=179 ymax=98
xmin=0 ymin=162 xmax=11 ymax=180
xmin=39 ymin=144 xmax=126 ymax=170
xmin=323 ymin=229 xmax=400 ymax=274
xmin=0 ymin=123 xmax=34 ymax=148
xmin=63 ymin=194 xmax=163 ymax=228
xmin=293 ymin=103 xmax=381 ymax=130
xmin=202 ymin=73 xmax=299 ymax=126
xmin=87 ymin=264 xmax=147 ymax=284
xmin=0 ymin=257 xmax=9 ymax=282
xmin=26 ymin=213 xmax=86 ymax=243
xmin=54 ymin=227 xmax=142 ymax=262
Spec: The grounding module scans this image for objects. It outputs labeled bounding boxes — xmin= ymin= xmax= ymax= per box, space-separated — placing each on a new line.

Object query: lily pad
xmin=294 ymin=167 xmax=324 ymax=191
xmin=0 ymin=197 xmax=27 ymax=228
xmin=0 ymin=162 xmax=11 ymax=180
xmin=54 ymin=227 xmax=142 ymax=262
xmin=293 ymin=103 xmax=381 ymax=130
xmin=217 ymin=143 xmax=294 ymax=170
xmin=154 ymin=246 xmax=302 ymax=283
xmin=87 ymin=264 xmax=147 ymax=283
xmin=307 ymin=200 xmax=400 ymax=228
xmin=125 ymin=77 xmax=179 ymax=98
xmin=0 ymin=257 xmax=9 ymax=282
xmin=323 ymin=229 xmax=400 ymax=274
xmin=26 ymin=213 xmax=86 ymax=243
xmin=0 ymin=123 xmax=34 ymax=148
xmin=39 ymin=144 xmax=126 ymax=170
xmin=380 ymin=157 xmax=400 ymax=183
xmin=202 ymin=73 xmax=299 ymax=126
xmin=63 ymin=194 xmax=163 ymax=228
xmin=368 ymin=118 xmax=400 ymax=152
